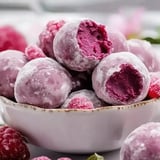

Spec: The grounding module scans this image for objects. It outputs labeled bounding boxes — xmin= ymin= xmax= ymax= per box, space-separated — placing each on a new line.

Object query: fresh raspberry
xmin=148 ymin=72 xmax=160 ymax=99
xmin=67 ymin=97 xmax=94 ymax=109
xmin=46 ymin=20 xmax=65 ymax=34
xmin=57 ymin=157 xmax=72 ymax=160
xmin=32 ymin=156 xmax=52 ymax=160
xmin=0 ymin=25 xmax=27 ymax=52
xmin=0 ymin=125 xmax=30 ymax=160
xmin=25 ymin=44 xmax=46 ymax=60
xmin=38 ymin=20 xmax=65 ymax=58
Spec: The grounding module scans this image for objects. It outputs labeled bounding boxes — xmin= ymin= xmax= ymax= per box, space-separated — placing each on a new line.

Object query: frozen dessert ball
xmin=62 ymin=89 xmax=105 ymax=109
xmin=0 ymin=50 xmax=27 ymax=99
xmin=38 ymin=20 xmax=65 ymax=58
xmin=54 ymin=19 xmax=112 ymax=71
xmin=92 ymin=52 xmax=150 ymax=105
xmin=127 ymin=39 xmax=160 ymax=72
xmin=107 ymin=29 xmax=129 ymax=53
xmin=120 ymin=122 xmax=160 ymax=160
xmin=14 ymin=57 xmax=72 ymax=108
xmin=0 ymin=25 xmax=27 ymax=52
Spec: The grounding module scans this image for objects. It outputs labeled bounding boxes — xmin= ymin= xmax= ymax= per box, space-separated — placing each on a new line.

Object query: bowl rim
xmin=0 ymin=96 xmax=159 ymax=113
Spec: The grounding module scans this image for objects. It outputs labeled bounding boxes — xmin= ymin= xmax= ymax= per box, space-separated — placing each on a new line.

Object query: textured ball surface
xmin=0 ymin=50 xmax=27 ymax=99
xmin=127 ymin=39 xmax=160 ymax=72
xmin=15 ymin=57 xmax=72 ymax=108
xmin=92 ymin=52 xmax=150 ymax=105
xmin=120 ymin=122 xmax=160 ymax=160
xmin=54 ymin=19 xmax=112 ymax=71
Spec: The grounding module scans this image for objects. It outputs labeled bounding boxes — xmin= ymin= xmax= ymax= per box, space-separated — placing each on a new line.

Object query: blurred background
xmin=0 ymin=0 xmax=160 ymax=45
xmin=0 ymin=0 xmax=160 ymax=12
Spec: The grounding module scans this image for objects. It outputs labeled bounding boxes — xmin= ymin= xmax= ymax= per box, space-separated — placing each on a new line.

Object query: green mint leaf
xmin=142 ymin=37 xmax=160 ymax=44
xmin=86 ymin=153 xmax=104 ymax=160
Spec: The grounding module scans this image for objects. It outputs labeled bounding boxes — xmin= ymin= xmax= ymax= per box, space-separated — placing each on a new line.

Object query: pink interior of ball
xmin=77 ymin=20 xmax=112 ymax=60
xmin=106 ymin=64 xmax=143 ymax=103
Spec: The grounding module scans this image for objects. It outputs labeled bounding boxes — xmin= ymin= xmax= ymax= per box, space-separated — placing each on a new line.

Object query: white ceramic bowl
xmin=0 ymin=96 xmax=160 ymax=153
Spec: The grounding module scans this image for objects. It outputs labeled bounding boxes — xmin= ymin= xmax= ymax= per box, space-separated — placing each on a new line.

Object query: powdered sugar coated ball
xmin=92 ymin=52 xmax=150 ymax=105
xmin=127 ymin=39 xmax=160 ymax=72
xmin=54 ymin=19 xmax=112 ymax=71
xmin=107 ymin=29 xmax=129 ymax=53
xmin=0 ymin=50 xmax=27 ymax=99
xmin=14 ymin=57 xmax=72 ymax=108
xmin=120 ymin=122 xmax=160 ymax=160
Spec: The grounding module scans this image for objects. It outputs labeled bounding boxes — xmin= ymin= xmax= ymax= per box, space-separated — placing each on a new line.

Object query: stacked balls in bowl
xmin=0 ymin=18 xmax=159 ymax=109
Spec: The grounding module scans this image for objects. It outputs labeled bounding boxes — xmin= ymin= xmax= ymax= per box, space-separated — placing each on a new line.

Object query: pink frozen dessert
xmin=62 ymin=89 xmax=105 ymax=109
xmin=53 ymin=19 xmax=112 ymax=71
xmin=120 ymin=122 xmax=160 ymax=160
xmin=92 ymin=52 xmax=150 ymax=105
xmin=0 ymin=50 xmax=27 ymax=99
xmin=127 ymin=39 xmax=160 ymax=72
xmin=107 ymin=29 xmax=129 ymax=53
xmin=14 ymin=57 xmax=72 ymax=108
xmin=38 ymin=20 xmax=65 ymax=58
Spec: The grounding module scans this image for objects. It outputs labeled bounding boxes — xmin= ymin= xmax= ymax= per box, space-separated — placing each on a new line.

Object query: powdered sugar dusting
xmin=14 ymin=57 xmax=72 ymax=108
xmin=120 ymin=122 xmax=160 ymax=160
xmin=92 ymin=52 xmax=150 ymax=105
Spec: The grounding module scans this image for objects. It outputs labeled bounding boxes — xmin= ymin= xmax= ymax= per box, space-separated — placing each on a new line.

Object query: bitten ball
xmin=54 ymin=19 xmax=112 ymax=71
xmin=92 ymin=52 xmax=150 ymax=105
